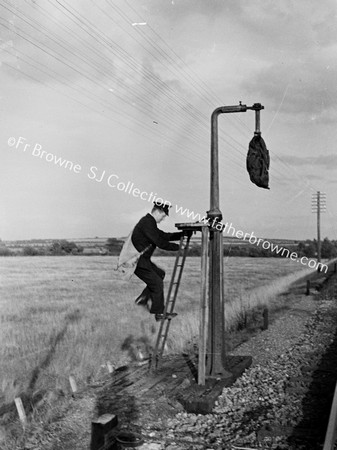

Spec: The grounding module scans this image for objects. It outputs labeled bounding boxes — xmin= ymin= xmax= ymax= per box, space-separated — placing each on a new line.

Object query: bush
xmin=105 ymin=238 xmax=124 ymax=255
xmin=49 ymin=240 xmax=79 ymax=255
xmin=0 ymin=247 xmax=13 ymax=256
xmin=23 ymin=246 xmax=40 ymax=256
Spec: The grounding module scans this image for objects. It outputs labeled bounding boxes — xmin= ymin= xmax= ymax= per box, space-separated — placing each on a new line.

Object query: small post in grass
xmin=14 ymin=397 xmax=27 ymax=428
xmin=69 ymin=375 xmax=78 ymax=396
xmin=90 ymin=414 xmax=118 ymax=450
xmin=107 ymin=362 xmax=114 ymax=374
xmin=306 ymin=280 xmax=311 ymax=296
xmin=262 ymin=307 xmax=269 ymax=330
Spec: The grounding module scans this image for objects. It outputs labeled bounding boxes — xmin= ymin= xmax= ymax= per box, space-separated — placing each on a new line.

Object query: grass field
xmin=0 ymin=255 xmax=315 ymax=406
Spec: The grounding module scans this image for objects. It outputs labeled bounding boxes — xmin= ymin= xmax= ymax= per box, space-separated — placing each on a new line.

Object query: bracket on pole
xmin=246 ymin=102 xmax=264 ymax=134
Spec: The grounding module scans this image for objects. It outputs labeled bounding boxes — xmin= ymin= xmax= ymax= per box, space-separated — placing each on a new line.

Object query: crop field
xmin=0 ymin=255 xmax=314 ymax=405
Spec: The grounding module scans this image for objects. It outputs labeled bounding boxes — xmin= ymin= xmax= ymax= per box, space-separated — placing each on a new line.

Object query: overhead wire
xmin=47 ymin=3 xmax=305 ymax=192
xmin=49 ymin=0 xmax=248 ymax=163
xmin=34 ymin=0 xmax=258 ymax=184
xmin=116 ymin=1 xmax=330 ymax=199
xmin=0 ymin=13 xmax=253 ymax=189
xmin=108 ymin=0 xmax=252 ymax=137
xmin=0 ymin=3 xmax=278 ymax=194
xmin=0 ymin=6 xmax=216 ymax=170
xmin=79 ymin=0 xmax=290 ymax=185
xmin=99 ymin=0 xmax=306 ymax=187
xmin=101 ymin=0 xmax=254 ymax=147
xmin=3 ymin=1 xmax=324 ymax=199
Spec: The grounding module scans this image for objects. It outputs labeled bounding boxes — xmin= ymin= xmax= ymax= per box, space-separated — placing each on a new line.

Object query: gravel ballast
xmin=161 ymin=284 xmax=337 ymax=449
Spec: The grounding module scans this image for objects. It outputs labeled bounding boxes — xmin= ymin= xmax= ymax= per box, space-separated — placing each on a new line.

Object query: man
xmin=132 ymin=201 xmax=188 ymax=322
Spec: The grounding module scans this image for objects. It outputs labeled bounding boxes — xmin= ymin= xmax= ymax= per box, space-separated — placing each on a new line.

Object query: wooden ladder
xmin=150 ymin=233 xmax=191 ymax=369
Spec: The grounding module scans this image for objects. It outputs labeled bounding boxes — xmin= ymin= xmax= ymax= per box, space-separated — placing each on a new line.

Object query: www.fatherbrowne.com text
xmin=7 ymin=135 xmax=327 ymax=272
xmin=174 ymin=204 xmax=327 ymax=273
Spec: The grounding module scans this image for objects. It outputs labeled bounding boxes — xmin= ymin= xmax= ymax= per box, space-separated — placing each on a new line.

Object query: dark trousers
xmin=134 ymin=257 xmax=165 ymax=314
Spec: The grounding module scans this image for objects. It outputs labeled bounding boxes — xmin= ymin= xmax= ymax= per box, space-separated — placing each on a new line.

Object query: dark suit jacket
xmin=131 ymin=213 xmax=182 ymax=260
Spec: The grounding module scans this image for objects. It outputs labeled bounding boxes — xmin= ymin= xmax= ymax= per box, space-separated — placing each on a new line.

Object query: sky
xmin=1 ymin=0 xmax=337 ymax=241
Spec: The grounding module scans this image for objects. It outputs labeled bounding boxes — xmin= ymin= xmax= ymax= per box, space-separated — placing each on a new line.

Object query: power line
xmin=2 ymin=1 xmax=319 ymax=194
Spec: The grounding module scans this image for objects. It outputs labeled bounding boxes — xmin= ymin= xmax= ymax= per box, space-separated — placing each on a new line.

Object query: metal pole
xmin=206 ymin=103 xmax=263 ymax=378
xmin=198 ymin=225 xmax=209 ymax=385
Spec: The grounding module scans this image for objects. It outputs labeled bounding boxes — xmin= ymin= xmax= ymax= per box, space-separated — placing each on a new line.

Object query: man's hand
xmin=183 ymin=230 xmax=193 ymax=238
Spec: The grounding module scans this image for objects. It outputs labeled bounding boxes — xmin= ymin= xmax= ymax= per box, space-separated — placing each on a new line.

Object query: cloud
xmin=236 ymin=0 xmax=337 ymax=122
xmin=242 ymin=54 xmax=337 ymax=122
xmin=238 ymin=0 xmax=337 ymax=50
xmin=281 ymin=154 xmax=337 ymax=170
xmin=304 ymin=174 xmax=325 ymax=181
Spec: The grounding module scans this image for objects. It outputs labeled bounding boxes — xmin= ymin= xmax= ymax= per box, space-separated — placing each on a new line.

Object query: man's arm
xmin=158 ymin=230 xmax=183 ymax=242
xmin=142 ymin=220 xmax=181 ymax=251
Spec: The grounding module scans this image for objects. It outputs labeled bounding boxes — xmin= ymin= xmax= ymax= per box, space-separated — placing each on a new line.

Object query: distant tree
xmin=223 ymin=246 xmax=250 ymax=257
xmin=321 ymin=237 xmax=337 ymax=259
xmin=297 ymin=239 xmax=316 ymax=258
xmin=23 ymin=246 xmax=40 ymax=256
xmin=49 ymin=241 xmax=63 ymax=255
xmin=49 ymin=240 xmax=78 ymax=255
xmin=60 ymin=240 xmax=78 ymax=254
xmin=0 ymin=246 xmax=13 ymax=256
xmin=105 ymin=238 xmax=123 ymax=255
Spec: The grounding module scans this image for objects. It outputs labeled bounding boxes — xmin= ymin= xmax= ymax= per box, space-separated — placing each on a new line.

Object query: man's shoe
xmin=135 ymin=293 xmax=149 ymax=306
xmin=155 ymin=312 xmax=178 ymax=322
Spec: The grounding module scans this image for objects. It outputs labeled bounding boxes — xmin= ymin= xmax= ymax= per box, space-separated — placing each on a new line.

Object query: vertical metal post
xmin=198 ymin=225 xmax=209 ymax=385
xmin=206 ymin=105 xmax=244 ymax=378
xmin=206 ymin=108 xmax=230 ymax=378
xmin=206 ymin=103 xmax=263 ymax=379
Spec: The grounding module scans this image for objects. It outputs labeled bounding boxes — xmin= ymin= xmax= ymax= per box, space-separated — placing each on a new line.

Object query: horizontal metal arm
xmin=212 ymin=103 xmax=264 ymax=117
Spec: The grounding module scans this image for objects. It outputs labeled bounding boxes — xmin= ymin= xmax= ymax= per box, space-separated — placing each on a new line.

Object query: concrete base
xmin=176 ymin=355 xmax=252 ymax=414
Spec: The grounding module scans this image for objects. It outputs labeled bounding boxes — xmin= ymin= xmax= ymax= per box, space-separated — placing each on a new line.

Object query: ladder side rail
xmin=151 ymin=235 xmax=186 ymax=368
xmin=157 ymin=238 xmax=187 ymax=360
xmin=157 ymin=319 xmax=172 ymax=359
xmin=158 ymin=236 xmax=191 ymax=359
xmin=167 ymin=235 xmax=191 ymax=313
xmin=152 ymin=316 xmax=166 ymax=365
xmin=163 ymin=235 xmax=186 ymax=314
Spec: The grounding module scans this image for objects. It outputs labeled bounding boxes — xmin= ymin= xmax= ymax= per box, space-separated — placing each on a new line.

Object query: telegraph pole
xmin=311 ymin=191 xmax=326 ymax=263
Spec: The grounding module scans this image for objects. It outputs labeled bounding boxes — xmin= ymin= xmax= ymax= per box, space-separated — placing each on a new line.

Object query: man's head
xmin=151 ymin=201 xmax=171 ymax=223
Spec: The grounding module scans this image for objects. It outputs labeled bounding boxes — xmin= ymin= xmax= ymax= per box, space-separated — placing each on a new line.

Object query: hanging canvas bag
xmin=115 ymin=231 xmax=151 ymax=280
xmin=246 ymin=133 xmax=270 ymax=189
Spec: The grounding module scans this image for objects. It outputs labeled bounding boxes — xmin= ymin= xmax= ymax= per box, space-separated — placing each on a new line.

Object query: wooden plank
xmin=175 ymin=222 xmax=207 ymax=231
xmin=323 ymin=380 xmax=337 ymax=450
xmin=198 ymin=226 xmax=209 ymax=385
xmin=108 ymin=357 xmax=184 ymax=397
